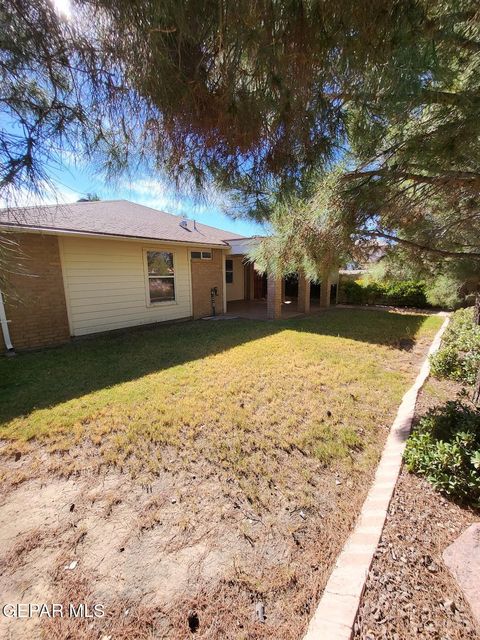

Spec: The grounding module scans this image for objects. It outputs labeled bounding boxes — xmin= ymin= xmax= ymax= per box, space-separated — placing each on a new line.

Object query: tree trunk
xmin=473 ymin=366 xmax=480 ymax=407
xmin=473 ymin=290 xmax=480 ymax=406
xmin=475 ymin=289 xmax=480 ymax=326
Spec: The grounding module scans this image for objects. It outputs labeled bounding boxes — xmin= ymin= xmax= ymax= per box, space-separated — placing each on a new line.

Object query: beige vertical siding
xmin=60 ymin=236 xmax=192 ymax=336
xmin=226 ymin=255 xmax=245 ymax=302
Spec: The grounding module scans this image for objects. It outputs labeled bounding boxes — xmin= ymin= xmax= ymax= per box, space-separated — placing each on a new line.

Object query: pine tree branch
xmin=435 ymin=31 xmax=480 ymax=54
xmin=419 ymin=88 xmax=480 ymax=108
xmin=344 ymin=168 xmax=480 ymax=188
xmin=363 ymin=231 xmax=480 ymax=260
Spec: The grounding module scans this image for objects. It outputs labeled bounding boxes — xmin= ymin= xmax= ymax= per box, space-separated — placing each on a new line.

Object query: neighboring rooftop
xmin=0 ymin=199 xmax=245 ymax=246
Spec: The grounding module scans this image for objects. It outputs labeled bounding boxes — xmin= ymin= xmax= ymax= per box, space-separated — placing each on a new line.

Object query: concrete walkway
xmin=303 ymin=314 xmax=450 ymax=640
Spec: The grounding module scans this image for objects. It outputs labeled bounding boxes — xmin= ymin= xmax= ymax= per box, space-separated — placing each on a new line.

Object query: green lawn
xmin=0 ymin=309 xmax=442 ymax=502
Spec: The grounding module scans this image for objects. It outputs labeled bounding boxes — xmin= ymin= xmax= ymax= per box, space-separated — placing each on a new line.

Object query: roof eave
xmin=0 ymin=224 xmax=231 ymax=248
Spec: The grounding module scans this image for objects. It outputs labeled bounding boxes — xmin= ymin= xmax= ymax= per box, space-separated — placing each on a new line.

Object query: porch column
xmin=248 ymin=263 xmax=255 ymax=301
xmin=281 ymin=278 xmax=286 ymax=302
xmin=267 ymin=274 xmax=282 ymax=319
xmin=297 ymin=273 xmax=311 ymax=314
xmin=319 ymin=272 xmax=331 ymax=308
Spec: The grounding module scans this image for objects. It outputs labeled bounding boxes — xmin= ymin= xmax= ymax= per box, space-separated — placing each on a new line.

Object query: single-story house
xmin=0 ymin=200 xmax=338 ymax=352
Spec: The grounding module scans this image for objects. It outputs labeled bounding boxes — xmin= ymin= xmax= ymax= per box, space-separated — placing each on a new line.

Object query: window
xmin=191 ymin=250 xmax=212 ymax=260
xmin=146 ymin=251 xmax=175 ymax=303
xmin=225 ymin=259 xmax=233 ymax=284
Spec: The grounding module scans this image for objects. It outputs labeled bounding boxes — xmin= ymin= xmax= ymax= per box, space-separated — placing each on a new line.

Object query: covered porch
xmin=225 ymin=244 xmax=338 ymax=320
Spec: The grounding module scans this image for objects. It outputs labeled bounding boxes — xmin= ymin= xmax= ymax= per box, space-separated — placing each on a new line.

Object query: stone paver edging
xmin=304 ymin=314 xmax=450 ymax=640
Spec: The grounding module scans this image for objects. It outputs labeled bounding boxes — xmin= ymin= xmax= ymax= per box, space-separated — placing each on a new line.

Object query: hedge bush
xmin=340 ymin=279 xmax=427 ymax=308
xmin=404 ymin=401 xmax=480 ymax=506
xmin=425 ymin=275 xmax=463 ymax=310
xmin=430 ymin=307 xmax=480 ymax=385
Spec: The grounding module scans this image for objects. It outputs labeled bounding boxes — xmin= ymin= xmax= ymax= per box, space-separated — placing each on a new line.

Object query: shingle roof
xmin=0 ymin=199 xmax=245 ymax=246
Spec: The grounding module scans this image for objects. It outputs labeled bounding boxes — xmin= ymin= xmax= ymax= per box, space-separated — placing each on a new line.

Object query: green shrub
xmin=341 ymin=279 xmax=364 ymax=304
xmin=382 ymin=280 xmax=427 ymax=307
xmin=430 ymin=307 xmax=480 ymax=385
xmin=340 ymin=278 xmax=427 ymax=308
xmin=404 ymin=401 xmax=480 ymax=506
xmin=425 ymin=275 xmax=463 ymax=310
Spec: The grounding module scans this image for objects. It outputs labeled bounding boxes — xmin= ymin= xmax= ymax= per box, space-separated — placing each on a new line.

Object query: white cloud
xmin=120 ymin=179 xmax=182 ymax=211
xmin=118 ymin=178 xmax=212 ymax=218
xmin=0 ymin=181 xmax=82 ymax=209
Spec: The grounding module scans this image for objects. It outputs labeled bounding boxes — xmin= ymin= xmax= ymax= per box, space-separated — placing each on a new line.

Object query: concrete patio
xmin=225 ymin=298 xmax=323 ymax=320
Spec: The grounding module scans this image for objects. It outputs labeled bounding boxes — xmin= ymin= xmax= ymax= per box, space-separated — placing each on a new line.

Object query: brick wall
xmin=267 ymin=274 xmax=282 ymax=319
xmin=0 ymin=233 xmax=70 ymax=351
xmin=190 ymin=249 xmax=225 ymax=319
xmin=297 ymin=273 xmax=311 ymax=314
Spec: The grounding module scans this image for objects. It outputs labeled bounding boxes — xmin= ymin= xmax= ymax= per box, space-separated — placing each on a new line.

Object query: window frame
xmin=225 ymin=258 xmax=234 ymax=284
xmin=143 ymin=248 xmax=177 ymax=306
xmin=191 ymin=250 xmax=213 ymax=261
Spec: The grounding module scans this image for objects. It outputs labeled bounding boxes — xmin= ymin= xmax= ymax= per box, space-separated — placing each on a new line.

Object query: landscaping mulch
xmin=354 ymin=379 xmax=480 ymax=640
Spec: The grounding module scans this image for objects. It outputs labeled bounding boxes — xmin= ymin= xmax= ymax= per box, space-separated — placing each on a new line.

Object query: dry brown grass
xmin=0 ymin=527 xmax=47 ymax=573
xmin=44 ymin=565 xmax=163 ymax=640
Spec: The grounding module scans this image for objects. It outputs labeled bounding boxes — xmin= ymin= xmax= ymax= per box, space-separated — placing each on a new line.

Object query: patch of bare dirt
xmin=0 ymin=458 xmax=368 ymax=639
xmin=353 ymin=378 xmax=480 ymax=640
